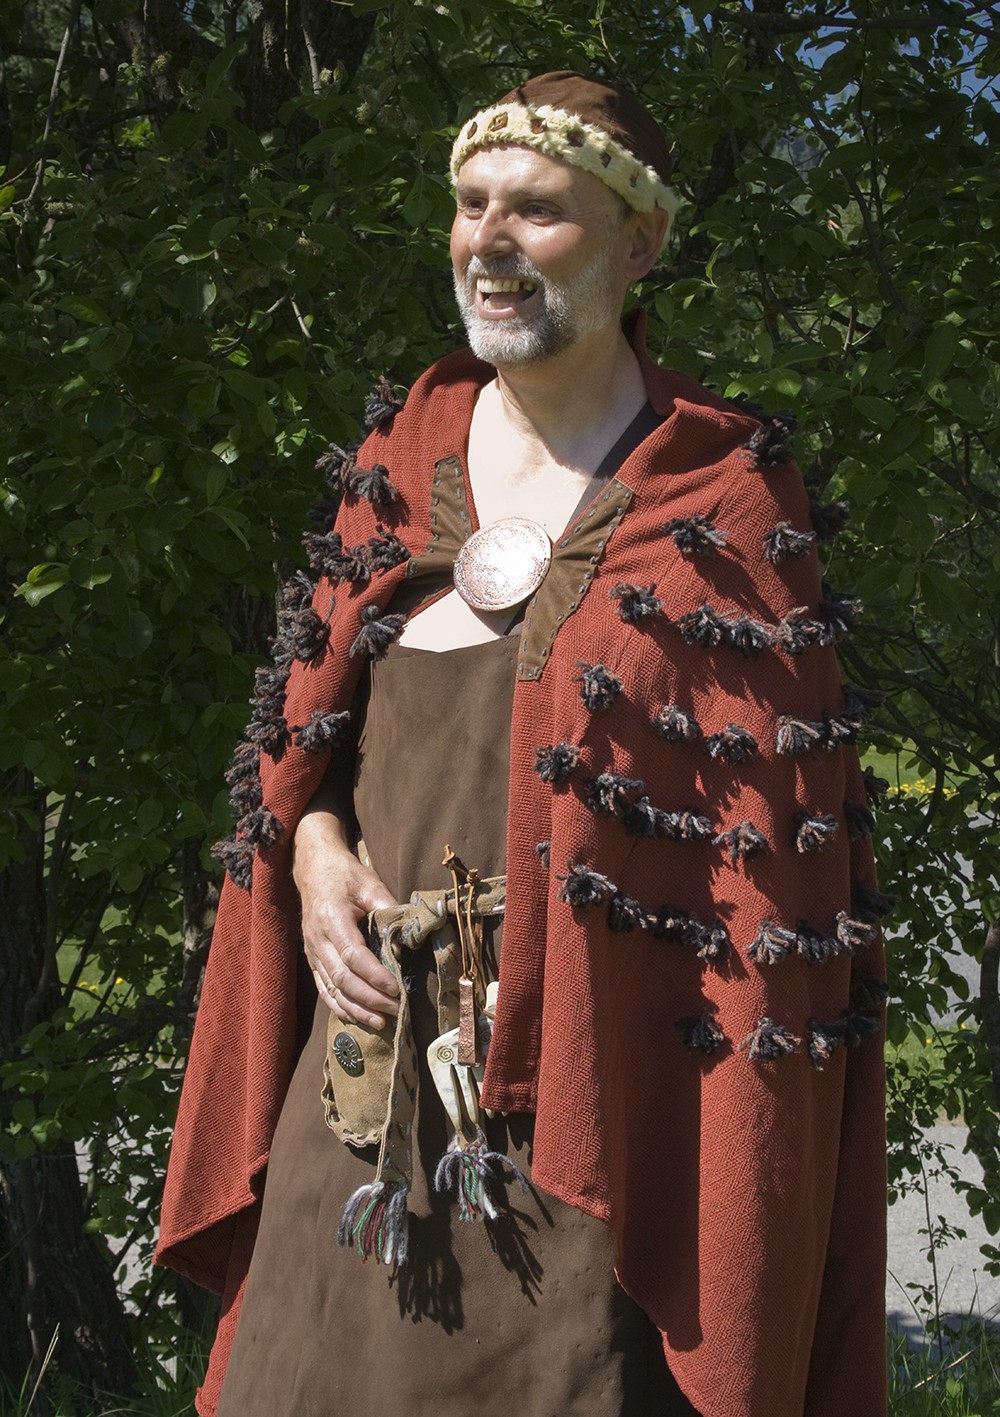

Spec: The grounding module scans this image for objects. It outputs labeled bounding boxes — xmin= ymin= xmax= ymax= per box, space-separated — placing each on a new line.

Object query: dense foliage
xmin=1 ymin=0 xmax=998 ymax=1402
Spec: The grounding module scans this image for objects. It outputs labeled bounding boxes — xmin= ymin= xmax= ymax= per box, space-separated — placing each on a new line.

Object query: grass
xmin=4 ymin=1328 xmax=998 ymax=1415
xmin=889 ymin=1322 xmax=1000 ymax=1415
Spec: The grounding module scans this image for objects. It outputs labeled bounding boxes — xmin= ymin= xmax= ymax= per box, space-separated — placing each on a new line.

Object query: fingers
xmin=305 ymin=901 xmax=400 ymax=1031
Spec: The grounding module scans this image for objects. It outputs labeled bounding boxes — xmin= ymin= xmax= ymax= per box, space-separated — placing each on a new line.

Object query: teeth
xmin=476 ymin=278 xmax=537 ymax=294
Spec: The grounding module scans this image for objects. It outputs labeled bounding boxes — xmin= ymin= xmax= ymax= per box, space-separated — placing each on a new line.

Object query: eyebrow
xmin=455 ymin=183 xmax=567 ymax=204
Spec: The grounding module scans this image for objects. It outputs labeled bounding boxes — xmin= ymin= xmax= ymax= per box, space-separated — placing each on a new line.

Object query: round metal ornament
xmin=453 ymin=517 xmax=552 ymax=613
xmin=332 ymin=1031 xmax=364 ymax=1077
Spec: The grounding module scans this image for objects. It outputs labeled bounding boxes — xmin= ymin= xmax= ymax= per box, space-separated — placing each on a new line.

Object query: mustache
xmin=462 ymin=255 xmax=545 ymax=284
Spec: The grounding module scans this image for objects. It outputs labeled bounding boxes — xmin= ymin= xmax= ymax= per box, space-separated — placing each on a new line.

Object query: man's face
xmin=450 ymin=146 xmax=633 ymax=368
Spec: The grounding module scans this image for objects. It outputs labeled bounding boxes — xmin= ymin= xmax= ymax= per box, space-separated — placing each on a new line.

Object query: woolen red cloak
xmin=157 ymin=313 xmax=887 ymax=1417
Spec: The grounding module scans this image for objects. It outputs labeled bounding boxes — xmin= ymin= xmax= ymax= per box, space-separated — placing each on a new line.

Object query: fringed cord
xmin=434 ymin=1131 xmax=529 ymax=1222
xmin=337 ymin=1181 xmax=409 ymax=1265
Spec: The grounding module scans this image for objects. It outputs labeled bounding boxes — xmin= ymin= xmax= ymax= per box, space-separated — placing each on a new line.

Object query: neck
xmin=491 ymin=321 xmax=647 ymax=471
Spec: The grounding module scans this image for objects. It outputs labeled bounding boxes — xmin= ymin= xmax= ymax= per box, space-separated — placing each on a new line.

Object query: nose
xmin=467 ymin=202 xmax=513 ymax=260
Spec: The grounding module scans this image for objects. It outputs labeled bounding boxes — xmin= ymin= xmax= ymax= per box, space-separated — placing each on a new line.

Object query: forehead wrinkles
xmin=455 ymin=147 xmax=618 ymax=216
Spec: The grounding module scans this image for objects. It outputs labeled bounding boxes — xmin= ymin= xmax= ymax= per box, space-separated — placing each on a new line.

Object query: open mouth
xmin=476 ymin=276 xmax=539 ymax=316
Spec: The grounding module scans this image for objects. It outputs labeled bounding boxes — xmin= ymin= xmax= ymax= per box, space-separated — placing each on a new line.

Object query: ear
xmin=625 ymin=208 xmax=671 ymax=280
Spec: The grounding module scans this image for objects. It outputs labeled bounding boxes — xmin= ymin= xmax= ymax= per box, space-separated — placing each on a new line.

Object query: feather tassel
xmin=349 ymin=604 xmax=406 ymax=660
xmin=746 ymin=921 xmax=797 ymax=965
xmin=363 ymin=375 xmax=405 ymax=431
xmin=763 ymin=522 xmax=816 ymax=563
xmin=557 ymin=864 xmax=615 ymax=907
xmin=739 ymin=1016 xmax=800 ymax=1060
xmin=652 ymin=704 xmax=701 ymax=742
xmin=794 ymin=811 xmax=839 ymax=852
xmin=663 ymin=515 xmax=727 ymax=555
xmin=534 ymin=741 xmax=581 ymax=784
xmin=704 ymin=724 xmax=759 ymax=764
xmin=715 ymin=821 xmax=769 ymax=861
xmin=676 ymin=1013 xmax=726 ymax=1056
xmin=609 ymin=581 xmax=664 ymax=625
xmin=292 ymin=709 xmax=353 ymax=753
xmin=575 ymin=661 xmax=624 ymax=710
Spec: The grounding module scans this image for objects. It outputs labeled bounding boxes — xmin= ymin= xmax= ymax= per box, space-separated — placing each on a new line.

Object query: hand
xmin=294 ymin=817 xmax=400 ymax=1029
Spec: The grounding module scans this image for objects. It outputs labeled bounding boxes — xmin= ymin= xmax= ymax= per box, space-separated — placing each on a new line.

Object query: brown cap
xmin=450 ymin=70 xmax=677 ymax=218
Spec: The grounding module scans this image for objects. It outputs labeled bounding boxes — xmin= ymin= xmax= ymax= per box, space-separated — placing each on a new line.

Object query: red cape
xmin=158 ymin=315 xmax=886 ymax=1417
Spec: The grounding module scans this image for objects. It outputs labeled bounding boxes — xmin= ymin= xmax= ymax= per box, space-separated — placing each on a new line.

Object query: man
xmin=158 ymin=73 xmax=887 ymax=1416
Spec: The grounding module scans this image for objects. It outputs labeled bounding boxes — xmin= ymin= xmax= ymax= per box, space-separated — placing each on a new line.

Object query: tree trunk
xmin=0 ymin=772 xmax=136 ymax=1402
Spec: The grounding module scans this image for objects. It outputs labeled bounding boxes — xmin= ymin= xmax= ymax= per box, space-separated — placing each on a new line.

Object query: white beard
xmin=453 ymin=245 xmax=624 ymax=368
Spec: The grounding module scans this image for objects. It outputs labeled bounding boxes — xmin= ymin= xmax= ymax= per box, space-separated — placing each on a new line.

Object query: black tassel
xmin=676 ymin=1013 xmax=725 ymax=1056
xmin=663 ymin=515 xmax=727 ymax=555
xmin=665 ymin=808 xmax=715 ymax=842
xmin=809 ymin=496 xmax=851 ymax=540
xmin=585 ymin=771 xmax=644 ymax=815
xmin=293 ymin=709 xmax=353 ymax=753
xmin=281 ymin=606 xmax=330 ymax=663
xmin=704 ymin=724 xmax=759 ymax=765
xmin=841 ymin=684 xmax=884 ymax=728
xmin=725 ymin=616 xmax=774 ymax=658
xmin=615 ymin=795 xmax=660 ymax=838
xmin=535 ymin=840 xmax=551 ymax=869
xmin=607 ymin=891 xmax=645 ymax=932
xmin=794 ymin=811 xmax=839 ymax=852
xmin=775 ymin=715 xmax=825 ymax=756
xmin=246 ymin=704 xmax=290 ymax=758
xmin=863 ymin=765 xmax=890 ymax=804
xmin=688 ymin=919 xmax=731 ymax=962
xmin=850 ymin=974 xmax=889 ymax=1010
xmin=315 ymin=441 xmax=357 ymax=490
xmin=835 ymin=911 xmax=877 ymax=952
xmin=821 ymin=712 xmax=859 ymax=748
xmin=345 ymin=463 xmax=400 ymax=506
xmin=739 ymin=1016 xmax=800 ymax=1060
xmin=225 ymin=741 xmax=262 ymax=819
xmin=609 ymin=581 xmax=664 ymax=625
xmin=349 ymin=604 xmax=405 ymax=660
xmin=676 ymin=604 xmax=726 ymax=649
xmin=715 ymin=821 xmax=769 ymax=861
xmin=647 ymin=904 xmax=690 ymax=942
xmin=212 ymin=835 xmax=255 ymax=891
xmin=844 ymin=799 xmax=876 ymax=841
xmin=743 ymin=411 xmax=797 ymax=468
xmin=251 ymin=662 xmax=291 ymax=707
xmin=534 ymin=741 xmax=581 ymax=785
xmin=575 ymin=662 xmax=623 ymax=711
xmin=773 ymin=608 xmax=824 ymax=656
xmin=279 ymin=568 xmax=314 ymax=615
xmin=763 ymin=522 xmax=816 ymax=563
xmin=626 ymin=802 xmax=712 ymax=841
xmin=302 ymin=530 xmax=370 ymax=584
xmin=366 ymin=525 xmax=410 ymax=572
xmin=816 ymin=585 xmax=863 ymax=644
xmin=557 ymin=863 xmax=615 ymax=907
xmin=363 ymin=374 xmax=405 ymax=431
xmin=853 ymin=883 xmax=896 ymax=922
xmin=240 ymin=806 xmax=283 ymax=848
xmin=746 ymin=921 xmax=797 ymax=965
xmin=652 ymin=704 xmax=701 ymax=742
xmin=842 ymin=1007 xmax=882 ymax=1047
xmin=807 ymin=1018 xmax=847 ymax=1069
xmin=795 ymin=921 xmax=844 ymax=964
